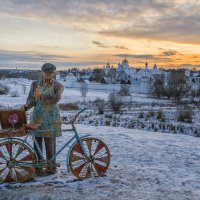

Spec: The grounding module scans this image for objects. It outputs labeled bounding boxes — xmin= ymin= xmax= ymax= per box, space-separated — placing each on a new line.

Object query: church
xmin=102 ymin=58 xmax=164 ymax=94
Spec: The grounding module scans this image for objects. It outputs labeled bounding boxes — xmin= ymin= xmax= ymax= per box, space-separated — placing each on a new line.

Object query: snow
xmin=1 ymin=125 xmax=200 ymax=199
xmin=0 ymin=78 xmax=200 ymax=199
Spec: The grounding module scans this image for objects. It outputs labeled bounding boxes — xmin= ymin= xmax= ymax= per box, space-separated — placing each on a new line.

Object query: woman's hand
xmin=33 ymin=88 xmax=41 ymax=98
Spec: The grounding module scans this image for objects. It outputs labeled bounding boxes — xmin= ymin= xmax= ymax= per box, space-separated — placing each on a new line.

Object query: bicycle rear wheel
xmin=69 ymin=137 xmax=110 ymax=180
xmin=0 ymin=139 xmax=36 ymax=183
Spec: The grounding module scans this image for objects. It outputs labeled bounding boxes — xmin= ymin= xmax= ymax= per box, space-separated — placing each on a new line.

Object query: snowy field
xmin=0 ymin=78 xmax=200 ymax=199
xmin=1 ymin=125 xmax=200 ymax=200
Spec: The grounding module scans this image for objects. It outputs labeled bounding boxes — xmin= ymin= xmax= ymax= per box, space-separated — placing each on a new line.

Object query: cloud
xmin=161 ymin=50 xmax=177 ymax=56
xmin=99 ymin=14 xmax=200 ymax=44
xmin=0 ymin=49 xmax=107 ymax=69
xmin=114 ymin=53 xmax=173 ymax=63
xmin=114 ymin=54 xmax=155 ymax=59
xmin=92 ymin=41 xmax=129 ymax=50
xmin=92 ymin=41 xmax=108 ymax=48
xmin=1 ymin=1 xmax=200 ymax=44
xmin=0 ymin=49 xmax=72 ymax=68
xmin=114 ymin=46 xmax=129 ymax=50
xmin=0 ymin=50 xmax=72 ymax=62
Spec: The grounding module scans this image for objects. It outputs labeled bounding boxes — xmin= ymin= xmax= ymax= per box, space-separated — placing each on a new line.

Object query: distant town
xmin=1 ymin=59 xmax=199 ymax=97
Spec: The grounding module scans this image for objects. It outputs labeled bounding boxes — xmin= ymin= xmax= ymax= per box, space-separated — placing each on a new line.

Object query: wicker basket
xmin=0 ymin=127 xmax=27 ymax=138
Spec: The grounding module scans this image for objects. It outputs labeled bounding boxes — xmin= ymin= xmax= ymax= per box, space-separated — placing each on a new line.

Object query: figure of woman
xmin=24 ymin=63 xmax=64 ymax=174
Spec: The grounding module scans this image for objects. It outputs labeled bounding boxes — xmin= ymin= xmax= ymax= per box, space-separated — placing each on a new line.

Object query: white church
xmin=103 ymin=58 xmax=164 ymax=93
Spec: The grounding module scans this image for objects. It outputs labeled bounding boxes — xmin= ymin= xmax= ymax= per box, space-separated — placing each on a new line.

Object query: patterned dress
xmin=26 ymin=79 xmax=64 ymax=137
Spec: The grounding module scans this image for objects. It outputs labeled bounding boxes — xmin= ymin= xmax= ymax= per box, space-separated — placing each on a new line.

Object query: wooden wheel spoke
xmin=71 ymin=154 xmax=85 ymax=162
xmin=95 ymin=156 xmax=109 ymax=163
xmin=5 ymin=142 xmax=13 ymax=158
xmin=94 ymin=142 xmax=104 ymax=156
xmin=14 ymin=146 xmax=26 ymax=159
xmin=73 ymin=162 xmax=87 ymax=176
xmin=93 ymin=162 xmax=107 ymax=174
xmin=74 ymin=144 xmax=83 ymax=154
xmin=0 ymin=167 xmax=7 ymax=176
xmin=79 ymin=162 xmax=88 ymax=177
xmin=19 ymin=153 xmax=34 ymax=161
xmin=0 ymin=151 xmax=8 ymax=161
xmin=86 ymin=140 xmax=92 ymax=155
xmin=94 ymin=152 xmax=108 ymax=159
xmin=3 ymin=170 xmax=12 ymax=183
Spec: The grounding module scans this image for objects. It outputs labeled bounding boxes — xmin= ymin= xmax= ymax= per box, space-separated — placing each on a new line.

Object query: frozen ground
xmin=0 ymin=78 xmax=200 ymax=199
xmin=1 ymin=125 xmax=200 ymax=200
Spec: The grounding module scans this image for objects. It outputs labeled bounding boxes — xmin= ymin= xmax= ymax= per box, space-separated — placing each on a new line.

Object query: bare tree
xmin=80 ymin=82 xmax=88 ymax=102
xmin=170 ymin=70 xmax=190 ymax=102
xmin=152 ymin=75 xmax=164 ymax=98
xmin=94 ymin=98 xmax=105 ymax=114
xmin=108 ymin=90 xmax=122 ymax=113
xmin=119 ymin=84 xmax=131 ymax=96
xmin=22 ymin=84 xmax=27 ymax=94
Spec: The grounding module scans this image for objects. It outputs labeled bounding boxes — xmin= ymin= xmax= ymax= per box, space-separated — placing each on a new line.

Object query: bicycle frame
xmin=16 ymin=108 xmax=90 ymax=170
xmin=31 ymin=125 xmax=90 ymax=170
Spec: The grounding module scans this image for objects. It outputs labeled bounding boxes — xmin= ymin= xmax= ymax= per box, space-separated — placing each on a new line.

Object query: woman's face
xmin=43 ymin=72 xmax=54 ymax=80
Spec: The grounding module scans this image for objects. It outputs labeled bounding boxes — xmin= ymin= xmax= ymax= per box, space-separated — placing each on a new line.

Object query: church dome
xmin=122 ymin=58 xmax=128 ymax=63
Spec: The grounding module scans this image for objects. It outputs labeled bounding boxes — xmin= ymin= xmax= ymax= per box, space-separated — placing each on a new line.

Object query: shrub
xmin=0 ymin=84 xmax=10 ymax=95
xmin=177 ymin=109 xmax=193 ymax=123
xmin=138 ymin=112 xmax=144 ymax=118
xmin=93 ymin=98 xmax=105 ymax=114
xmin=108 ymin=90 xmax=122 ymax=113
xmin=10 ymin=90 xmax=19 ymax=97
xmin=157 ymin=110 xmax=165 ymax=121
xmin=105 ymin=120 xmax=111 ymax=126
xmin=59 ymin=103 xmax=79 ymax=111
xmin=149 ymin=110 xmax=154 ymax=117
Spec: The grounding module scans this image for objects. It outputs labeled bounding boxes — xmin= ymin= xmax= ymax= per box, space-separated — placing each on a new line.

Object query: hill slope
xmin=1 ymin=125 xmax=200 ymax=200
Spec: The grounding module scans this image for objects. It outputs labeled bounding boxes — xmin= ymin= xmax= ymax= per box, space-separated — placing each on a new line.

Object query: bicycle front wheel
xmin=69 ymin=137 xmax=110 ymax=180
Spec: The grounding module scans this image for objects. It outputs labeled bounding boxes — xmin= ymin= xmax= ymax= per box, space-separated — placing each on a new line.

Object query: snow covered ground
xmin=1 ymin=125 xmax=200 ymax=200
xmin=0 ymin=78 xmax=200 ymax=199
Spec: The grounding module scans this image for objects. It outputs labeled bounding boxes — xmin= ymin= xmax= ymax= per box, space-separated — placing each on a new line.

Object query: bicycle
xmin=0 ymin=108 xmax=110 ymax=183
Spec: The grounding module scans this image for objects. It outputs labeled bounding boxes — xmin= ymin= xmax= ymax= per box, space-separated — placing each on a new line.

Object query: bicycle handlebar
xmin=72 ymin=108 xmax=86 ymax=123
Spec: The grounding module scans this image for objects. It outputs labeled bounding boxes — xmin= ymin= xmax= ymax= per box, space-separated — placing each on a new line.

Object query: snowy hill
xmin=1 ymin=125 xmax=200 ymax=200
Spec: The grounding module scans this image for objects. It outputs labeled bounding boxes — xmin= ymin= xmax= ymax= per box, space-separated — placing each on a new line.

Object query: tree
xmin=92 ymin=68 xmax=103 ymax=82
xmin=169 ymin=70 xmax=190 ymax=102
xmin=22 ymin=84 xmax=27 ymax=94
xmin=152 ymin=75 xmax=165 ymax=98
xmin=80 ymin=82 xmax=88 ymax=102
xmin=119 ymin=84 xmax=131 ymax=96
xmin=190 ymin=87 xmax=198 ymax=102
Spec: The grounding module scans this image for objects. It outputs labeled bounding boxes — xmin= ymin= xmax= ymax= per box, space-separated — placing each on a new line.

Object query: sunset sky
xmin=0 ymin=0 xmax=200 ymax=70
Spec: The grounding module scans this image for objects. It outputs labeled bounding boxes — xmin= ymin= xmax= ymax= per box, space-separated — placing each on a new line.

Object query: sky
xmin=0 ymin=0 xmax=200 ymax=70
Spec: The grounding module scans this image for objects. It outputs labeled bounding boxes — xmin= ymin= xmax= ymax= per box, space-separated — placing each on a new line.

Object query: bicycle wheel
xmin=69 ymin=137 xmax=110 ymax=180
xmin=0 ymin=139 xmax=36 ymax=183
